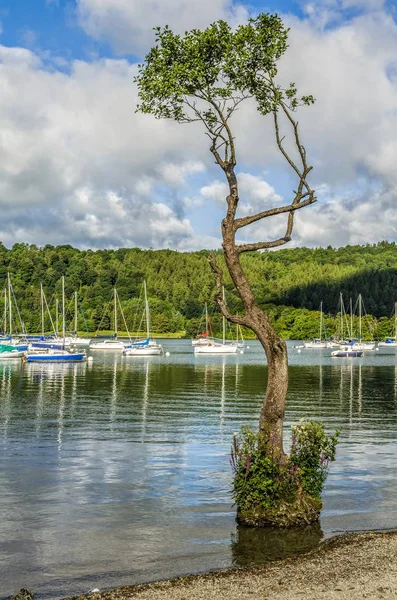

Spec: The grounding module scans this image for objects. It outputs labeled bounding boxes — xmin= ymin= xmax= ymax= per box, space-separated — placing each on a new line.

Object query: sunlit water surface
xmin=2 ymin=340 xmax=397 ymax=598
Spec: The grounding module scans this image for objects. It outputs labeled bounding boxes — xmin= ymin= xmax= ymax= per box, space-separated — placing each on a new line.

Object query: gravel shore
xmin=65 ymin=531 xmax=397 ymax=600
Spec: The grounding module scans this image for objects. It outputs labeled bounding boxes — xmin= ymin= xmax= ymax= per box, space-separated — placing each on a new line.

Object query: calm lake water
xmin=2 ymin=340 xmax=397 ymax=598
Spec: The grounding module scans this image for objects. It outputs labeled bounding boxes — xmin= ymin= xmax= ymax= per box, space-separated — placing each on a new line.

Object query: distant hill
xmin=0 ymin=241 xmax=396 ymax=339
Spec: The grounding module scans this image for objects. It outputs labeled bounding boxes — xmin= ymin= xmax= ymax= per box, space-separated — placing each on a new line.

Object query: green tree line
xmin=1 ymin=241 xmax=397 ymax=340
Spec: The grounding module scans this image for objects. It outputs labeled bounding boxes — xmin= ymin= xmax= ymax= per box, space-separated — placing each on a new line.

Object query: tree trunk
xmin=222 ymin=223 xmax=288 ymax=462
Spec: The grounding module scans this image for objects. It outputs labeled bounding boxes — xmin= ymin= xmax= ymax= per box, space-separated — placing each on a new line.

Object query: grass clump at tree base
xmin=231 ymin=421 xmax=339 ymax=528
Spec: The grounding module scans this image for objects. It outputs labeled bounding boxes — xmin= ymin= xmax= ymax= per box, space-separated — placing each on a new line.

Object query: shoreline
xmin=64 ymin=530 xmax=397 ymax=600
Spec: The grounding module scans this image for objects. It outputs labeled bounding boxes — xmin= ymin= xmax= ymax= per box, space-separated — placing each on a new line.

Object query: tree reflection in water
xmin=231 ymin=522 xmax=323 ymax=567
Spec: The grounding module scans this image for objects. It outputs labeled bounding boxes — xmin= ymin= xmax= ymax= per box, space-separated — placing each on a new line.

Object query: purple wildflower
xmin=245 ymin=455 xmax=251 ymax=478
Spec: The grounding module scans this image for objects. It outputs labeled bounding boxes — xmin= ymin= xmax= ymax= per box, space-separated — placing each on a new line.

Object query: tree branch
xmin=208 ymin=254 xmax=249 ymax=326
xmin=234 ymin=193 xmax=316 ymax=231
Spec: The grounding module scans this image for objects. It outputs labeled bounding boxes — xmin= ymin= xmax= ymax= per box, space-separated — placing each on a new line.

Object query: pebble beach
xmin=64 ymin=531 xmax=397 ymax=600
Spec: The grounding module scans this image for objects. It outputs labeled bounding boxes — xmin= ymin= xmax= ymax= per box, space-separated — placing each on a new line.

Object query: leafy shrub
xmin=230 ymin=421 xmax=339 ymax=516
xmin=290 ymin=420 xmax=339 ymax=498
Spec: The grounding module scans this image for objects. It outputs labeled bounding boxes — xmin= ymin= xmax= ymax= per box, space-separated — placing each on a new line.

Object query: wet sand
xmin=65 ymin=531 xmax=397 ymax=600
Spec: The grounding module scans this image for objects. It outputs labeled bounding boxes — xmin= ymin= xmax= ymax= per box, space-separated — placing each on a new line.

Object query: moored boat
xmin=89 ymin=339 xmax=127 ymax=351
xmin=25 ymin=278 xmax=87 ymax=364
xmin=124 ymin=282 xmax=163 ymax=357
xmin=195 ymin=289 xmax=240 ymax=355
xmin=378 ymin=302 xmax=397 ymax=353
xmin=194 ymin=341 xmax=238 ymax=354
xmin=124 ymin=338 xmax=162 ymax=356
xmin=0 ymin=344 xmax=25 ymax=359
xmin=24 ymin=349 xmax=87 ymax=363
xmin=89 ymin=289 xmax=130 ymax=351
xmin=331 ymin=347 xmax=363 ymax=358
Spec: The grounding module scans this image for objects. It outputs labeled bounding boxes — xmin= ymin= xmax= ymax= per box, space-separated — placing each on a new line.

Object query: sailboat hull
xmin=378 ymin=341 xmax=397 ymax=352
xmin=124 ymin=346 xmax=162 ymax=356
xmin=0 ymin=350 xmax=25 ymax=359
xmin=89 ymin=340 xmax=126 ymax=351
xmin=25 ymin=352 xmax=86 ymax=363
xmin=194 ymin=344 xmax=238 ymax=354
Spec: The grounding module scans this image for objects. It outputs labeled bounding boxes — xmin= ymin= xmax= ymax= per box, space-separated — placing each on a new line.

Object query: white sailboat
xmin=378 ymin=302 xmax=397 ymax=352
xmin=25 ymin=277 xmax=87 ymax=363
xmin=194 ymin=289 xmax=238 ymax=355
xmin=1 ymin=273 xmax=29 ymax=351
xmin=192 ymin=303 xmax=215 ymax=346
xmin=58 ymin=293 xmax=90 ymax=348
xmin=124 ymin=282 xmax=162 ymax=356
xmin=90 ymin=289 xmax=127 ymax=351
xmin=304 ymin=302 xmax=330 ymax=349
xmin=341 ymin=294 xmax=375 ymax=351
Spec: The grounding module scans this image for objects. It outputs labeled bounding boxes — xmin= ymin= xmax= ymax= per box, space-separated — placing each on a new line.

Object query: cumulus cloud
xmin=76 ymin=0 xmax=249 ymax=55
xmin=0 ymin=45 xmax=209 ymax=249
xmin=200 ymin=173 xmax=282 ymax=214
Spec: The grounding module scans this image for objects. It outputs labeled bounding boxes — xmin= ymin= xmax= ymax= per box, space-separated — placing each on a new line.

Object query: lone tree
xmin=136 ymin=14 xmax=338 ymax=527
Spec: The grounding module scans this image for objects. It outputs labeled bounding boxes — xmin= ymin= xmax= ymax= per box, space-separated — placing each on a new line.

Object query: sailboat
xmin=1 ymin=273 xmax=29 ymax=351
xmin=124 ymin=282 xmax=163 ymax=356
xmin=340 ymin=294 xmax=375 ymax=351
xmin=54 ymin=292 xmax=91 ymax=348
xmin=25 ymin=277 xmax=87 ymax=363
xmin=378 ymin=302 xmax=397 ymax=352
xmin=30 ymin=284 xmax=65 ymax=350
xmin=194 ymin=289 xmax=239 ymax=354
xmin=192 ymin=303 xmax=215 ymax=346
xmin=303 ymin=302 xmax=332 ymax=348
xmin=89 ymin=289 xmax=128 ymax=351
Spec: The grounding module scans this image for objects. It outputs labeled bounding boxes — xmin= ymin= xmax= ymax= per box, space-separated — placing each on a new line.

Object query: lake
xmin=1 ymin=340 xmax=397 ymax=598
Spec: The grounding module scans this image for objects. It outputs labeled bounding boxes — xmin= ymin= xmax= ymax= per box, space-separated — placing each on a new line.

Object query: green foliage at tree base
xmin=230 ymin=422 xmax=339 ymax=528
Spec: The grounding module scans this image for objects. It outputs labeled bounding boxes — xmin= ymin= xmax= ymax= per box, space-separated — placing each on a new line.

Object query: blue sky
xmin=0 ymin=0 xmax=396 ymax=250
xmin=0 ymin=0 xmax=303 ymax=62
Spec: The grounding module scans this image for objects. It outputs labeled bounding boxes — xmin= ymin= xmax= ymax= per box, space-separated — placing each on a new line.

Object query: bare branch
xmin=236 ymin=210 xmax=297 ymax=254
xmin=273 ymin=109 xmax=303 ymax=182
xmin=236 ymin=237 xmax=291 ymax=253
xmin=234 ymin=193 xmax=316 ymax=231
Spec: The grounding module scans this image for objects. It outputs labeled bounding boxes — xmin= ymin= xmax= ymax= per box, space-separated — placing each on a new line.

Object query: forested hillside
xmin=1 ymin=241 xmax=397 ymax=339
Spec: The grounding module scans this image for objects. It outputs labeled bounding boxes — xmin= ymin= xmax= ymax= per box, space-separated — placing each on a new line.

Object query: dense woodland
xmin=1 ymin=241 xmax=397 ymax=340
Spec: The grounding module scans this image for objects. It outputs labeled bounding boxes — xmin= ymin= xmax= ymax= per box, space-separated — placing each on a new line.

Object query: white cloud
xmin=302 ymin=0 xmax=386 ymax=30
xmin=159 ymin=161 xmax=205 ymax=186
xmin=200 ymin=173 xmax=282 ymax=213
xmin=76 ymin=0 xmax=249 ymax=55
xmin=0 ymin=46 xmax=210 ymax=249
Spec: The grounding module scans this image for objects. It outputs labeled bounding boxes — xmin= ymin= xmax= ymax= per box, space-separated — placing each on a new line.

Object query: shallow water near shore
xmin=2 ymin=340 xmax=397 ymax=598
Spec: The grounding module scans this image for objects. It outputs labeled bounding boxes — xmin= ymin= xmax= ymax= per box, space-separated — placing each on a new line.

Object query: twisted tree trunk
xmin=219 ymin=188 xmax=289 ymax=463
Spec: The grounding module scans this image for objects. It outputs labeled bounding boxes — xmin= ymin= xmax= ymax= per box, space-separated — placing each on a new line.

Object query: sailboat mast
xmin=114 ymin=288 xmax=118 ymax=337
xmin=339 ymin=292 xmax=343 ymax=340
xmin=144 ymin=281 xmax=150 ymax=339
xmin=319 ymin=301 xmax=323 ymax=341
xmin=350 ymin=298 xmax=353 ymax=339
xmin=205 ymin=303 xmax=208 ymax=335
xmin=4 ymin=287 xmax=7 ymax=336
xmin=55 ymin=299 xmax=59 ymax=337
xmin=395 ymin=302 xmax=397 ymax=340
xmin=41 ymin=284 xmax=45 ymax=337
xmin=74 ymin=291 xmax=78 ymax=334
xmin=8 ymin=273 xmax=12 ymax=338
xmin=62 ymin=276 xmax=66 ymax=346
xmin=359 ymin=293 xmax=362 ymax=340
xmin=222 ymin=287 xmax=226 ymax=344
